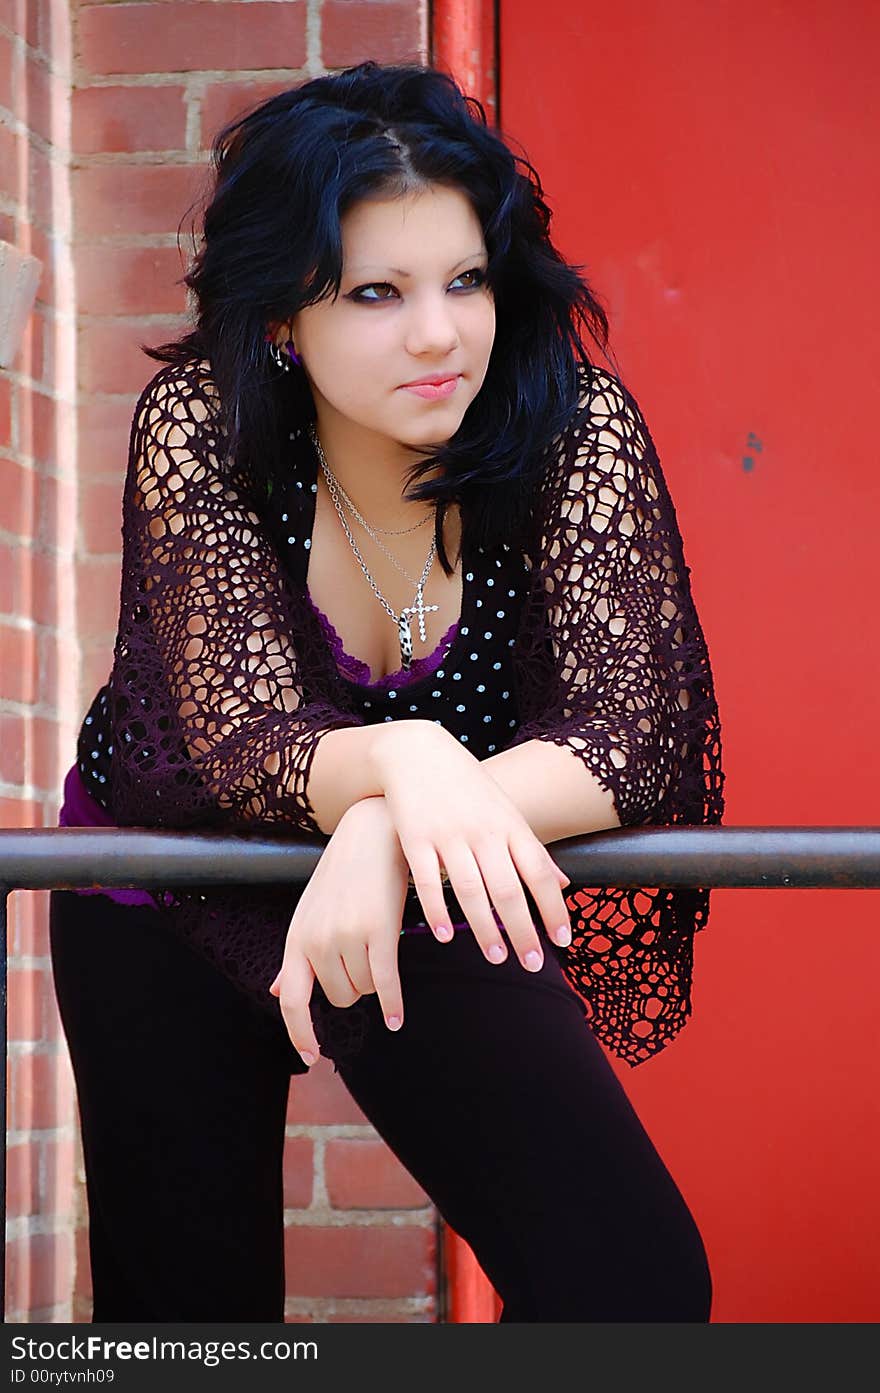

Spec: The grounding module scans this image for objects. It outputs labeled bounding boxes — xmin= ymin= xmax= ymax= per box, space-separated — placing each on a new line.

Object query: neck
xmin=310 ymin=411 xmax=441 ymax=530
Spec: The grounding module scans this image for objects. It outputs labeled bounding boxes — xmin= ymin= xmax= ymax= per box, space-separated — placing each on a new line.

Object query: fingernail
xmin=525 ymin=950 xmax=543 ymax=971
xmin=555 ymin=926 xmax=572 ymax=946
xmin=386 ymin=1015 xmax=402 ymax=1031
xmin=300 ymin=1050 xmax=317 ymax=1067
xmin=435 ymin=924 xmax=453 ymax=942
xmin=487 ymin=944 xmax=507 ymax=964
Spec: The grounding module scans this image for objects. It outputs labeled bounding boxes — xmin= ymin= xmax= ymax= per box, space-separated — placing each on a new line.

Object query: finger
xmin=309 ymin=949 xmax=363 ymax=1009
xmin=275 ymin=949 xmax=321 ymax=1065
xmin=440 ymin=840 xmax=511 ymax=966
xmin=403 ymin=840 xmax=455 ymax=942
xmin=340 ymin=939 xmax=376 ymax=997
xmin=509 ymin=830 xmax=573 ymax=948
xmin=367 ymin=934 xmax=405 ymax=1032
xmin=472 ymin=837 xmax=545 ymax=970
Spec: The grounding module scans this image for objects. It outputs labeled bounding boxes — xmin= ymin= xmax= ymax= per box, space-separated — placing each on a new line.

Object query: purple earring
xmin=264 ymin=331 xmax=301 ymax=371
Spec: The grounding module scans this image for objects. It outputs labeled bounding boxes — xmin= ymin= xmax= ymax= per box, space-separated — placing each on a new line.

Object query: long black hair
xmin=145 ymin=60 xmax=616 ymax=572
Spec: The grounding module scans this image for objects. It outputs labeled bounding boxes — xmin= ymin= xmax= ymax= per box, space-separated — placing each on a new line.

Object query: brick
xmin=37 ymin=468 xmax=76 ymax=544
xmin=31 ymin=713 xmax=61 ymax=791
xmin=6 ymin=1141 xmax=38 ymax=1218
xmin=27 ymin=140 xmax=69 ymax=236
xmin=4 ymin=288 xmax=46 ymax=384
xmin=77 ymin=395 xmax=138 ymax=480
xmin=0 ymin=798 xmax=43 ymax=829
xmin=321 ymin=2 xmax=423 ymax=69
xmin=18 ymin=306 xmax=46 ymax=383
xmin=80 ymin=643 xmax=115 ymax=706
xmin=1 ymin=545 xmax=60 ymax=632
xmin=78 ymin=316 xmax=186 ymax=396
xmin=0 ymin=457 xmax=36 ymax=536
xmin=21 ymin=221 xmax=57 ymax=308
xmin=44 ymin=979 xmax=68 ymax=1048
xmin=0 ymin=539 xmax=22 ymax=613
xmin=0 ymin=122 xmax=24 ymax=210
xmin=74 ymin=163 xmax=205 ymax=237
xmin=79 ymin=2 xmax=307 ymax=78
xmin=10 ymin=1050 xmax=75 ymax=1131
xmin=0 ymin=711 xmax=27 ymax=784
xmin=44 ymin=1132 xmax=78 ymax=1217
xmin=0 ymin=622 xmax=37 ymax=702
xmin=282 ymin=1136 xmax=314 ymax=1209
xmin=287 ymin=1057 xmax=369 ymax=1126
xmin=0 ymin=31 xmax=17 ymax=117
xmin=30 ymin=392 xmax=74 ymax=469
xmin=28 ymin=548 xmax=59 ymax=629
xmin=31 ymin=1 xmax=73 ymax=74
xmin=73 ymin=84 xmax=187 ymax=155
xmin=75 ymin=243 xmax=188 ymax=316
xmin=80 ymin=477 xmax=124 ymax=554
xmin=8 ymin=968 xmax=46 ymax=1042
xmin=284 ymin=1223 xmax=435 ymax=1299
xmin=326 ymin=1138 xmax=430 ymax=1210
xmin=19 ymin=309 xmax=59 ymax=391
xmin=24 ymin=50 xmax=67 ymax=148
xmin=0 ymin=374 xmax=11 ymax=446
xmin=199 ymin=78 xmax=288 ymax=152
xmin=38 ymin=628 xmax=79 ymax=712
xmin=5 ymin=1231 xmax=75 ymax=1315
xmin=76 ymin=556 xmax=122 ymax=642
xmin=9 ymin=889 xmax=49 ymax=958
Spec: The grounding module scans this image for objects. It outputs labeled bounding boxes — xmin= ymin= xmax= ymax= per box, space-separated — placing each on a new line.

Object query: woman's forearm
xmin=303 ymin=719 xmax=440 ymax=835
xmin=480 ymin=738 xmax=622 ymax=845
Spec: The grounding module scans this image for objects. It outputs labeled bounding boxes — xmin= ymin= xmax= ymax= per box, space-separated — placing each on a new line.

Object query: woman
xmin=50 ymin=60 xmax=725 ymax=1322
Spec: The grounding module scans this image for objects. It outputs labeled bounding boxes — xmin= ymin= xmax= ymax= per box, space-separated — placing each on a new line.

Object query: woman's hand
xmin=268 ymin=795 xmax=410 ymax=1064
xmin=372 ymin=721 xmax=572 ymax=974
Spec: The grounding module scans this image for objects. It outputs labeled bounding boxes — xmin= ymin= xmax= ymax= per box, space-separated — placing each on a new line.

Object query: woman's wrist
xmin=365 ymin=718 xmax=450 ymax=794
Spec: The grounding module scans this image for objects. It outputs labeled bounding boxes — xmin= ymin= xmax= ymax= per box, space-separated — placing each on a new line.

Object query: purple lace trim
xmin=304 ymin=586 xmax=458 ymax=689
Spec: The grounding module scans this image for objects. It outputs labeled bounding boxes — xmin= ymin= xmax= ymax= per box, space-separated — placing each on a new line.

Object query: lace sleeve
xmin=108 ymin=361 xmax=363 ymax=836
xmin=509 ymin=366 xmax=724 ymax=1067
xmin=510 ymin=366 xmax=723 ymax=831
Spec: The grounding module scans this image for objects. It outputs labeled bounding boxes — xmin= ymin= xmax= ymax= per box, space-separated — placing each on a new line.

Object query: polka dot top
xmin=258 ymin=423 xmax=532 ymax=761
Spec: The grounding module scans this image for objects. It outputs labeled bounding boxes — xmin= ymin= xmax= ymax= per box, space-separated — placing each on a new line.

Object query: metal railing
xmin=2 ymin=823 xmax=879 ymax=1322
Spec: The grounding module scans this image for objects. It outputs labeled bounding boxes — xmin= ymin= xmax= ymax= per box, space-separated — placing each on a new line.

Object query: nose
xmin=404 ymin=290 xmax=460 ymax=359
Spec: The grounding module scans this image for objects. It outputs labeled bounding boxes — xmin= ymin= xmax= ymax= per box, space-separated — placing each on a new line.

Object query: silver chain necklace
xmin=308 ymin=424 xmax=439 ymax=672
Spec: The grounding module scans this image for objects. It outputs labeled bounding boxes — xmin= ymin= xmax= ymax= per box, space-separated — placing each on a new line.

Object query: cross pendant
xmin=401 ymin=592 xmax=440 ymax=644
xmin=398 ymin=595 xmax=439 ymax=671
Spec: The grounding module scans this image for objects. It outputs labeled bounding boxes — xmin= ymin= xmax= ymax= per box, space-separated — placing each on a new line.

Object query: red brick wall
xmin=1 ymin=0 xmax=80 ymax=1323
xmin=4 ymin=0 xmax=442 ymax=1324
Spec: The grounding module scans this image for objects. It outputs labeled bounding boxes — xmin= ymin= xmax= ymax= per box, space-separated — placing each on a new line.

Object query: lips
xmin=400 ymin=374 xmax=460 ymax=401
xmin=401 ymin=374 xmax=458 ymax=388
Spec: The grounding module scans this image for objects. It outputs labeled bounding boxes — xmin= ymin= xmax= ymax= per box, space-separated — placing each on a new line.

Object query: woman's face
xmin=288 ymin=184 xmax=496 ymax=454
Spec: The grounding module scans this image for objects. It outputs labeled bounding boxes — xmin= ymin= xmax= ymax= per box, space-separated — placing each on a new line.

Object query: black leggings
xmin=49 ymin=889 xmax=712 ymax=1323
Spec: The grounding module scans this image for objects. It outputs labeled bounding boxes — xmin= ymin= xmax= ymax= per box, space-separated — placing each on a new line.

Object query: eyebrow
xmin=345 ymin=252 xmax=488 ymax=278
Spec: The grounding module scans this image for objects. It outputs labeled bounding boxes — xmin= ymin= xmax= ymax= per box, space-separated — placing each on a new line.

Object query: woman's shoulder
xmin=554 ymin=361 xmax=659 ymax=471
xmin=131 ymin=355 xmax=223 ymax=426
xmin=568 ymin=361 xmax=643 ymax=433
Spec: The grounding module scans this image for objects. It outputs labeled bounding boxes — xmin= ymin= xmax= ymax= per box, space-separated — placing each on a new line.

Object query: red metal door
xmin=497 ymin=0 xmax=880 ymax=1322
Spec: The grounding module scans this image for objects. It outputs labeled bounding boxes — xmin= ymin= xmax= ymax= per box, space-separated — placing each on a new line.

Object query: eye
xmin=451 ymin=268 xmax=487 ymax=290
xmin=348 ymin=267 xmax=488 ymax=303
